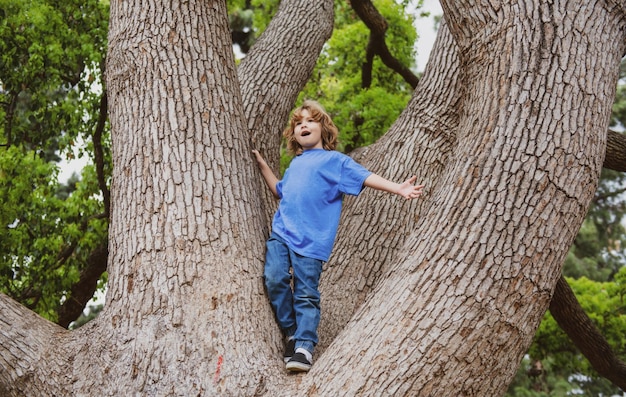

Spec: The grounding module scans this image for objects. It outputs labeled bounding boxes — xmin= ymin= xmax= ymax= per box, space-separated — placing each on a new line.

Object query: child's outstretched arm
xmin=252 ymin=150 xmax=280 ymax=199
xmin=364 ymin=174 xmax=424 ymax=200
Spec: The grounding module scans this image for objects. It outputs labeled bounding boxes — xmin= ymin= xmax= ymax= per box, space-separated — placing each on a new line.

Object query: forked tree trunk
xmin=1 ymin=0 xmax=625 ymax=396
xmin=239 ymin=0 xmax=334 ymax=225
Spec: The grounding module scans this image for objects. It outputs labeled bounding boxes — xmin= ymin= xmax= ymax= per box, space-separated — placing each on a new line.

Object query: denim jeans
xmin=264 ymin=232 xmax=323 ymax=354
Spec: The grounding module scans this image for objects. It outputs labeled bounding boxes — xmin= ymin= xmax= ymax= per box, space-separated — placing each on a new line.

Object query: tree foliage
xmin=0 ymin=0 xmax=108 ymax=151
xmin=0 ymin=145 xmax=108 ymax=323
xmin=230 ymin=0 xmax=418 ymax=163
xmin=507 ymin=270 xmax=626 ymax=396
xmin=0 ymin=0 xmax=110 ymax=325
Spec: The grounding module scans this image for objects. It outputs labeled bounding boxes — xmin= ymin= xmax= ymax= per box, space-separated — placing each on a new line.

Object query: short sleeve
xmin=339 ymin=157 xmax=372 ymax=196
xmin=276 ymin=180 xmax=284 ymax=199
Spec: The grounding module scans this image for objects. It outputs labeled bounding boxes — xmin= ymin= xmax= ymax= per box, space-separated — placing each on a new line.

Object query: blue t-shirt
xmin=272 ymin=149 xmax=372 ymax=261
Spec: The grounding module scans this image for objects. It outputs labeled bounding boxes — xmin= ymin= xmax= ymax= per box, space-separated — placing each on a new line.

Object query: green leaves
xmin=0 ymin=0 xmax=109 ymax=325
xmin=0 ymin=0 xmax=108 ymax=151
xmin=0 ymin=146 xmax=107 ymax=323
xmin=227 ymin=0 xmax=419 ymax=158
xmin=527 ymin=274 xmax=626 ymax=395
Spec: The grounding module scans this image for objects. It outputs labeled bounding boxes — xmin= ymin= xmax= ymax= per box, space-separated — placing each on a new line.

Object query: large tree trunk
xmin=1 ymin=0 xmax=625 ymax=396
xmin=94 ymin=0 xmax=275 ymax=393
xmin=303 ymin=1 xmax=626 ymax=395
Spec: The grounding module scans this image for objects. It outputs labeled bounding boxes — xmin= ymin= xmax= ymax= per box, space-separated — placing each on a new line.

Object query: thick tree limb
xmin=604 ymin=129 xmax=626 ymax=172
xmin=93 ymin=91 xmax=110 ymax=217
xmin=56 ymin=243 xmax=108 ymax=328
xmin=415 ymin=4 xmax=625 ymax=391
xmin=549 ymin=276 xmax=626 ymax=391
xmin=238 ymin=0 xmax=334 ymax=225
xmin=0 ymin=294 xmax=70 ymax=396
xmin=350 ymin=0 xmax=419 ymax=89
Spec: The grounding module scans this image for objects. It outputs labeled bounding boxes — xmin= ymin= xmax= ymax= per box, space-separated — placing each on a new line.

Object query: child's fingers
xmin=408 ymin=183 xmax=424 ymax=200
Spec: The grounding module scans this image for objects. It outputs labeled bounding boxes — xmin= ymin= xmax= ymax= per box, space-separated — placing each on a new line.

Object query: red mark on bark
xmin=213 ymin=355 xmax=224 ymax=384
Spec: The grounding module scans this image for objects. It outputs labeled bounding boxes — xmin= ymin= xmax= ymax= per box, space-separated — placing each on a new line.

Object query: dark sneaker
xmin=286 ymin=351 xmax=312 ymax=372
xmin=283 ymin=337 xmax=296 ymax=363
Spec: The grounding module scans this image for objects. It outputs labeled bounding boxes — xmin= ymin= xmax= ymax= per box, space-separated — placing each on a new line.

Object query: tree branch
xmin=350 ymin=0 xmax=420 ymax=89
xmin=593 ymin=186 xmax=626 ymax=204
xmin=56 ymin=243 xmax=108 ymax=329
xmin=603 ymin=129 xmax=626 ymax=172
xmin=238 ymin=0 xmax=334 ymax=224
xmin=547 ymin=130 xmax=626 ymax=392
xmin=549 ymin=276 xmax=626 ymax=391
xmin=56 ymin=213 xmax=108 ymax=266
xmin=53 ymin=89 xmax=110 ymax=328
xmin=0 ymin=294 xmax=69 ymax=396
xmin=93 ymin=90 xmax=111 ymax=217
xmin=396 ymin=10 xmax=625 ymax=390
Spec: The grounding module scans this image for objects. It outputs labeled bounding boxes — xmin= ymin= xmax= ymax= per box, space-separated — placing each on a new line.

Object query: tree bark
xmin=605 ymin=129 xmax=626 ymax=172
xmin=322 ymin=9 xmax=626 ymax=393
xmin=318 ymin=18 xmax=461 ymax=354
xmin=94 ymin=0 xmax=278 ymax=394
xmin=0 ymin=294 xmax=72 ymax=396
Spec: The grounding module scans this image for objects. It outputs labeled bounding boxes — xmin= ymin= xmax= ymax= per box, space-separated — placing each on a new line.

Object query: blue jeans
xmin=264 ymin=233 xmax=323 ymax=354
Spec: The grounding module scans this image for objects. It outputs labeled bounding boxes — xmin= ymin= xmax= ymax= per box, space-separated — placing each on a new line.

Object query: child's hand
xmin=252 ymin=149 xmax=280 ymax=198
xmin=398 ymin=176 xmax=424 ymax=200
xmin=252 ymin=150 xmax=267 ymax=167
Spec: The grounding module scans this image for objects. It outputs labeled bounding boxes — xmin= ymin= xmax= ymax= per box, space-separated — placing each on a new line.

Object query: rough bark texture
xmin=1 ymin=0 xmax=626 ymax=396
xmin=0 ymin=294 xmax=72 ymax=397
xmin=605 ymin=128 xmax=626 ymax=171
xmin=94 ymin=0 xmax=276 ymax=394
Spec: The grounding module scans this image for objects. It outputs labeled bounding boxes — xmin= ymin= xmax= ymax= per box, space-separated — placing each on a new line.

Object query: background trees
xmin=0 ymin=0 xmax=109 ymax=328
xmin=1 ymin=0 xmax=625 ymax=395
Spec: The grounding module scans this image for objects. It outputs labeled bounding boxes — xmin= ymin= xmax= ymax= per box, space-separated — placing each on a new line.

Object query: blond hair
xmin=283 ymin=100 xmax=338 ymax=155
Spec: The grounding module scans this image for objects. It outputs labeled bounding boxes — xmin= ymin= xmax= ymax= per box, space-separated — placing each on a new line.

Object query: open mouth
xmin=301 ymin=131 xmax=311 ymax=137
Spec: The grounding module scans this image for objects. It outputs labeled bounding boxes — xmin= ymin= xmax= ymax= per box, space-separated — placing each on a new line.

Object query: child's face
xmin=293 ymin=109 xmax=323 ymax=151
